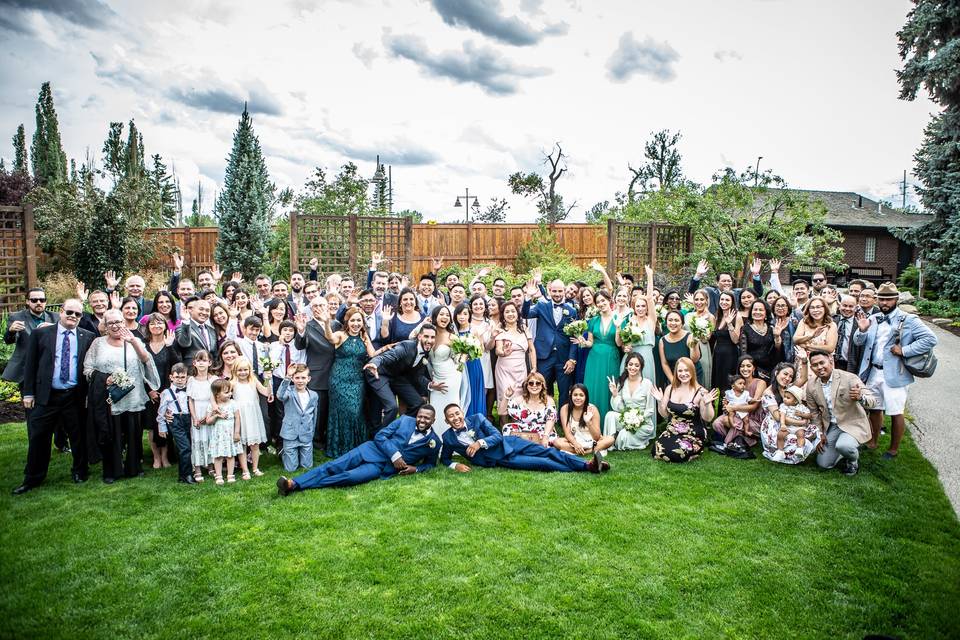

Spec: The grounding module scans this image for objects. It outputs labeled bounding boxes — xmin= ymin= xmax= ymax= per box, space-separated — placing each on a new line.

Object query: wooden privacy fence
xmin=135 ymin=219 xmax=692 ymax=281
xmin=0 ymin=205 xmax=37 ymax=314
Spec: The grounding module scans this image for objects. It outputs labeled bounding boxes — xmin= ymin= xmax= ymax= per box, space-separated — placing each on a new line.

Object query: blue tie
xmin=59 ymin=330 xmax=71 ymax=384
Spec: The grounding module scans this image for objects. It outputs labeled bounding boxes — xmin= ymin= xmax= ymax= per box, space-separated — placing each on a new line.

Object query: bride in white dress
xmin=424 ymin=307 xmax=468 ymax=434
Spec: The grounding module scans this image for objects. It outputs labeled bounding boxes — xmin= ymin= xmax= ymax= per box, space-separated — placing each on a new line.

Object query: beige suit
xmin=805 ymin=369 xmax=876 ymax=444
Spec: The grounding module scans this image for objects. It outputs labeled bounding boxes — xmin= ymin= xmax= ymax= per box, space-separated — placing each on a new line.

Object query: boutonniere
xmin=467 ymin=429 xmax=476 ymax=438
xmin=428 ymin=439 xmax=436 ymax=448
xmin=562 ymin=309 xmax=570 ymax=317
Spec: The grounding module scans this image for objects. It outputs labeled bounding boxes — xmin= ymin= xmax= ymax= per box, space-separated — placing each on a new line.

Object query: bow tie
xmin=553 ymin=303 xmax=564 ymax=309
xmin=876 ymin=314 xmax=890 ymax=325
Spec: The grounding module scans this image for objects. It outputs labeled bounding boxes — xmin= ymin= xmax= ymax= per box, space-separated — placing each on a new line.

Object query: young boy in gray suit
xmin=276 ymin=364 xmax=318 ymax=472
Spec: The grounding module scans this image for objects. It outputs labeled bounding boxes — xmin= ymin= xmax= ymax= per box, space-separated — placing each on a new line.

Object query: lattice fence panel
xmin=654 ymin=225 xmax=692 ymax=274
xmin=291 ymin=214 xmax=411 ymax=282
xmin=0 ymin=207 xmax=27 ymax=314
xmin=607 ymin=221 xmax=692 ymax=288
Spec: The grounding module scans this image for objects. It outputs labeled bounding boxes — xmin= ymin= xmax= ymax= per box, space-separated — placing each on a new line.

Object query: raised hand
xmin=683 ymin=293 xmax=695 ymax=305
xmin=75 ymin=281 xmax=89 ymax=302
xmin=231 ymin=272 xmax=244 ymax=284
xmin=589 ymin=259 xmax=604 ymax=273
xmin=855 ymin=311 xmax=871 ymax=333
xmin=109 ymin=290 xmax=121 ymax=309
xmin=400 ymin=275 xmax=410 ymax=289
xmin=607 ymin=375 xmax=618 ymax=396
xmin=370 ymin=251 xmax=384 ymax=268
xmin=702 ymin=388 xmax=719 ymax=405
xmin=210 ymin=264 xmax=222 ymax=282
xmin=531 ymin=267 xmax=542 ymax=284
xmin=695 ymin=260 xmax=709 ymax=278
xmin=431 ymin=256 xmax=443 ymax=272
xmin=251 ymin=299 xmax=266 ymax=315
xmin=476 ymin=267 xmax=491 ymax=278
xmin=228 ymin=300 xmax=240 ymax=318
xmin=172 ymin=252 xmax=184 ymax=272
xmin=104 ymin=270 xmax=119 ymax=290
xmin=768 ymin=258 xmax=781 ymax=273
xmin=309 ymin=257 xmax=319 ymax=271
xmin=295 ymin=312 xmax=308 ymax=333
xmin=119 ymin=328 xmax=136 ymax=343
xmin=382 ymin=305 xmax=395 ymax=323
xmin=773 ymin=316 xmax=787 ymax=336
xmin=750 ymin=257 xmax=762 ymax=276
xmin=650 ymin=386 xmax=664 ymax=402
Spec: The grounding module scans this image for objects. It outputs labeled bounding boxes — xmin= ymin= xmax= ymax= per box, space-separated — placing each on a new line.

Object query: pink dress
xmin=494 ymin=330 xmax=530 ymax=415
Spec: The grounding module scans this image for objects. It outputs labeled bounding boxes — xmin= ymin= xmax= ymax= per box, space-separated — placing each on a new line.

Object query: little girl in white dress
xmin=228 ymin=356 xmax=273 ymax=478
xmin=207 ymin=379 xmax=244 ymax=485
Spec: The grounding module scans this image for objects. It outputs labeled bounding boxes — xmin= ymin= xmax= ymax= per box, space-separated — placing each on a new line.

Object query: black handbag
xmin=106 ymin=343 xmax=135 ymax=404
xmin=895 ymin=315 xmax=937 ymax=378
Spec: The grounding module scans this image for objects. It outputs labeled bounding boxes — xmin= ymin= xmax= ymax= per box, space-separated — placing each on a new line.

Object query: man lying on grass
xmin=276 ymin=405 xmax=441 ymax=495
xmin=440 ymin=404 xmax=610 ymax=474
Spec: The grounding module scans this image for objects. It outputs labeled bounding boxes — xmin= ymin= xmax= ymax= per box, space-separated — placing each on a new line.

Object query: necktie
xmin=836 ymin=318 xmax=848 ymax=359
xmin=252 ymin=343 xmax=260 ymax=377
xmin=59 ymin=330 xmax=71 ymax=384
xmin=422 ymin=300 xmax=429 ymax=315
xmin=197 ymin=325 xmax=209 ymax=350
xmin=284 ymin=344 xmax=291 ymax=371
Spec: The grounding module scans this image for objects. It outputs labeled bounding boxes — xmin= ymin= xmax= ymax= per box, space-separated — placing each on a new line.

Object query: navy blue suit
xmin=292 ymin=415 xmax=440 ymax=490
xmin=440 ymin=414 xmax=588 ymax=473
xmin=522 ymin=298 xmax=578 ymax=403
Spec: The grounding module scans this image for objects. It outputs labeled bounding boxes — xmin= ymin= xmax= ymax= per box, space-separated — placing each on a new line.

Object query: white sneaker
xmin=772 ymin=450 xmax=786 ymax=462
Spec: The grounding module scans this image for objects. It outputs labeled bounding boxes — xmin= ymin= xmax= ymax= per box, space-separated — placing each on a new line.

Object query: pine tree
xmin=30 ymin=82 xmax=68 ymax=187
xmin=150 ymin=154 xmax=179 ymax=226
xmin=102 ymin=121 xmax=125 ymax=183
xmin=214 ymin=105 xmax=275 ymax=277
xmin=124 ymin=119 xmax=146 ymax=179
xmin=12 ymin=124 xmax=28 ymax=175
xmin=897 ymin=0 xmax=960 ymax=297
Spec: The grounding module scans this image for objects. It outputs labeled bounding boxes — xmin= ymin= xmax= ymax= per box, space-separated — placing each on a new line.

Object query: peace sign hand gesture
xmin=607 ymin=375 xmax=619 ymax=396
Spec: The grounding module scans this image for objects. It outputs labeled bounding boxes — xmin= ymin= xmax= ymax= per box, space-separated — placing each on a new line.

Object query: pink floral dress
xmin=501 ymin=397 xmax=557 ymax=442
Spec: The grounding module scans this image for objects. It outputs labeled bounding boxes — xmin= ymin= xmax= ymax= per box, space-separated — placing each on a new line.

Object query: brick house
xmin=784 ymin=189 xmax=933 ymax=285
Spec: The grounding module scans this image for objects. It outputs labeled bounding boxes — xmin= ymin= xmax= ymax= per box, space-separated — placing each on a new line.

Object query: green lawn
xmin=1 ymin=421 xmax=958 ymax=640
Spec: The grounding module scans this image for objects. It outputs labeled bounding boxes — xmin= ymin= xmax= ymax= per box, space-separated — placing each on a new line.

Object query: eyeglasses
xmin=812 ymin=278 xmax=825 ymax=283
xmin=527 ymin=381 xmax=543 ymax=387
xmin=62 ymin=310 xmax=83 ymax=317
xmin=105 ymin=320 xmax=124 ymax=326
xmin=29 ymin=298 xmax=46 ymax=303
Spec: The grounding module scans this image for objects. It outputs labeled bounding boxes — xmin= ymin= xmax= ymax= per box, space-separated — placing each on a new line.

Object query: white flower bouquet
xmin=451 ymin=334 xmax=483 ymax=371
xmin=689 ymin=315 xmax=714 ymax=342
xmin=563 ymin=319 xmax=588 ymax=338
xmin=259 ymin=355 xmax=278 ymax=373
xmin=619 ymin=323 xmax=646 ymax=347
xmin=619 ymin=407 xmax=646 ymax=434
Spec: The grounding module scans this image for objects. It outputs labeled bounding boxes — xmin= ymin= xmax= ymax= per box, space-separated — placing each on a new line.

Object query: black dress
xmin=652 ymin=387 xmax=708 ymax=463
xmin=739 ymin=323 xmax=776 ymax=379
xmin=143 ymin=343 xmax=182 ymax=444
xmin=711 ymin=319 xmax=740 ymax=394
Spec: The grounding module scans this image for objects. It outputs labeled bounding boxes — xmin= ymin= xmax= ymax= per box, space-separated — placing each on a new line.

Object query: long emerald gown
xmin=583 ymin=315 xmax=622 ymax=424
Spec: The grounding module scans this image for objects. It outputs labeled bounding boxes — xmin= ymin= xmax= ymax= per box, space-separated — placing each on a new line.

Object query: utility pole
xmin=902 ymin=169 xmax=908 ymax=209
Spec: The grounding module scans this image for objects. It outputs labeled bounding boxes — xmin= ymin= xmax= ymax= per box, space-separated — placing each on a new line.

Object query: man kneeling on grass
xmin=440 ymin=404 xmax=610 ymax=474
xmin=276 ymin=405 xmax=441 ymax=495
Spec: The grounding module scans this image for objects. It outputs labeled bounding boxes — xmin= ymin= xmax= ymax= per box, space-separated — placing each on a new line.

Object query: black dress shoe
xmin=103 ymin=477 xmax=115 ymax=485
xmin=178 ymin=475 xmax=197 ymax=484
xmin=277 ymin=476 xmax=293 ymax=497
xmin=72 ymin=472 xmax=87 ymax=484
xmin=12 ymin=484 xmax=33 ymax=495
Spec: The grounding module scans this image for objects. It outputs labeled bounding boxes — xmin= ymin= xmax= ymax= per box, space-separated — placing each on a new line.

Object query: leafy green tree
xmin=475 ymin=197 xmax=509 ymax=223
xmin=585 ymin=200 xmax=612 ymax=223
xmin=214 ymin=105 xmax=275 ymax=277
xmin=896 ymin=0 xmax=960 ymax=298
xmin=509 ymin=143 xmax=575 ymax=224
xmin=30 ymin=82 xmax=68 ymax=187
xmin=12 ymin=124 xmax=28 ymax=175
xmin=149 ymin=154 xmax=180 ymax=226
xmin=102 ymin=121 xmax=125 ymax=184
xmin=395 ymin=208 xmax=423 ymax=222
xmin=627 ymin=129 xmax=684 ymax=202
xmin=620 ymin=167 xmax=845 ymax=279
xmin=297 ymin=162 xmax=370 ymax=217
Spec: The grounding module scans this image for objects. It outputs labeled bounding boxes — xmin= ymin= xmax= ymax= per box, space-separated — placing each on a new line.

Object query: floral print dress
xmin=502 ymin=398 xmax=557 ymax=443
xmin=652 ymin=388 xmax=708 ymax=463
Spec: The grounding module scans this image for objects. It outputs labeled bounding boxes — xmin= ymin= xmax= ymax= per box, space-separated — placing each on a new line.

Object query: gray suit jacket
xmin=2 ymin=309 xmax=60 ymax=383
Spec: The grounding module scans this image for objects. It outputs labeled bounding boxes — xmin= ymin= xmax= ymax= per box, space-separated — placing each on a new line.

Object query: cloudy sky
xmin=0 ymin=0 xmax=935 ymax=221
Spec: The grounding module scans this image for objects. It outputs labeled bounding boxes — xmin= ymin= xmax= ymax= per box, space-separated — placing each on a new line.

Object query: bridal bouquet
xmin=451 ymin=334 xmax=483 ymax=371
xmin=563 ymin=319 xmax=588 ymax=338
xmin=583 ymin=305 xmax=599 ymax=320
xmin=619 ymin=407 xmax=647 ymax=434
xmin=688 ymin=315 xmax=714 ymax=342
xmin=619 ymin=323 xmax=646 ymax=347
xmin=258 ymin=355 xmax=278 ymax=373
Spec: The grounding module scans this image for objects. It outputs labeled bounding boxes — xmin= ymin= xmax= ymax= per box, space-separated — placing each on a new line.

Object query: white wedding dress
xmin=428 ymin=344 xmax=469 ymax=434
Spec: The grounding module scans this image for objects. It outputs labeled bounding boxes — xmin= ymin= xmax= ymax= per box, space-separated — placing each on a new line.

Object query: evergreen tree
xmin=30 ymin=82 xmax=68 ymax=187
xmin=214 ymin=105 xmax=275 ymax=277
xmin=12 ymin=124 xmax=28 ymax=175
xmin=102 ymin=121 xmax=125 ymax=184
xmin=897 ymin=0 xmax=960 ymax=297
xmin=124 ymin=119 xmax=146 ymax=179
xmin=150 ymin=154 xmax=179 ymax=226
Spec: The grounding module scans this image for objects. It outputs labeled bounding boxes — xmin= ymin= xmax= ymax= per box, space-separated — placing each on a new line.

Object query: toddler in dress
xmin=207 ymin=379 xmax=244 ymax=485
xmin=773 ymin=385 xmax=812 ymax=462
xmin=721 ymin=375 xmax=753 ymax=444
xmin=228 ymin=356 xmax=273 ymax=478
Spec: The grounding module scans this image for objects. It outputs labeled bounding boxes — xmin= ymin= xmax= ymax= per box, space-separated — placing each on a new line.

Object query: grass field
xmin=1 ymin=420 xmax=959 ymax=640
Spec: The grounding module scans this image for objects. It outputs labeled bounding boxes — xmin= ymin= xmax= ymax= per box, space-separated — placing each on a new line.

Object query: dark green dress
xmin=583 ymin=315 xmax=622 ymax=424
xmin=326 ymin=335 xmax=368 ymax=458
xmin=659 ymin=332 xmax=703 ymax=388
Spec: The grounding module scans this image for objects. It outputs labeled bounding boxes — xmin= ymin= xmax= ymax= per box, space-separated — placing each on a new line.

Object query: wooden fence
xmin=144 ymin=227 xmax=219 ymax=273
xmin=0 ymin=205 xmax=37 ymax=314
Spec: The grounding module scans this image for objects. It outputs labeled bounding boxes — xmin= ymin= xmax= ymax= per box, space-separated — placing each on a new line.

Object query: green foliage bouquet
xmin=563 ymin=319 xmax=587 ymax=338
xmin=619 ymin=323 xmax=647 ymax=347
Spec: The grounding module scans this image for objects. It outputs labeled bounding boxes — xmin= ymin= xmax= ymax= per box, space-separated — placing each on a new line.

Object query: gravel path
xmin=905 ymin=322 xmax=960 ymax=517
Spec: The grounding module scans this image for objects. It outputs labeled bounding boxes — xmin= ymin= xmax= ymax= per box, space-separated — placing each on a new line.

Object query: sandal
xmin=193 ymin=471 xmax=204 ymax=483
xmin=252 ymin=469 xmax=264 ymax=477
xmin=227 ymin=474 xmax=236 ymax=483
xmin=241 ymin=472 xmax=251 ymax=481
xmin=215 ymin=477 xmax=224 ymax=486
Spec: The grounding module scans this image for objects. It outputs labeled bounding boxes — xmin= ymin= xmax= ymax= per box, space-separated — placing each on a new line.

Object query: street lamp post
xmin=754 ymin=156 xmax=763 ymax=187
xmin=454 ymin=188 xmax=481 ymax=222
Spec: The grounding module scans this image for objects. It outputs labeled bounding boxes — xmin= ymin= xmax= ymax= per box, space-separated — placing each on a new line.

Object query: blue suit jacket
xmin=522 ymin=298 xmax=578 ymax=363
xmin=276 ymin=379 xmax=318 ymax=443
xmin=440 ymin=414 xmax=514 ymax=468
xmin=853 ymin=308 xmax=938 ymax=388
xmin=359 ymin=415 xmax=441 ymax=473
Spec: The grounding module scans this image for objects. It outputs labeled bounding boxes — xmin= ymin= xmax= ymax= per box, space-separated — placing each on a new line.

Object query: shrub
xmin=513 ymin=224 xmax=573 ymax=275
xmin=915 ymin=297 xmax=960 ymax=319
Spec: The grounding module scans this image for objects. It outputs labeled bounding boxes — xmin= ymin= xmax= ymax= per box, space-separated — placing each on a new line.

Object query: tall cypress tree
xmin=214 ymin=105 xmax=275 ymax=277
xmin=30 ymin=82 xmax=68 ymax=187
xmin=12 ymin=124 xmax=28 ymax=175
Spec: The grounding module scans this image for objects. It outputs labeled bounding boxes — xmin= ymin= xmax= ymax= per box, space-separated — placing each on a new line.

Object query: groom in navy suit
xmin=439 ymin=404 xmax=609 ymax=473
xmin=277 ymin=405 xmax=441 ymax=494
xmin=522 ymin=279 xmax=578 ymax=404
